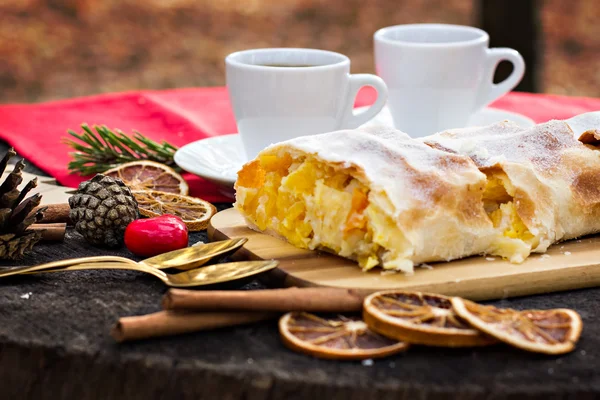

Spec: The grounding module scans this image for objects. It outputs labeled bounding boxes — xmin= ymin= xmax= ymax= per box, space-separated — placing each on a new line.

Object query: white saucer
xmin=174 ymin=133 xmax=245 ymax=189
xmin=358 ymin=105 xmax=535 ymax=131
xmin=174 ymin=107 xmax=535 ymax=191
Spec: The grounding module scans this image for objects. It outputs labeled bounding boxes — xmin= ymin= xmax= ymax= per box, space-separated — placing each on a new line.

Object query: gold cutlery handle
xmin=0 ymin=256 xmax=136 ymax=279
xmin=23 ymin=262 xmax=168 ymax=282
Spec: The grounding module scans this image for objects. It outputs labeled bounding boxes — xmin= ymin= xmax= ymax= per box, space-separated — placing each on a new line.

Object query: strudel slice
xmin=234 ymin=115 xmax=600 ymax=273
xmin=424 ymin=116 xmax=600 ymax=262
xmin=234 ymin=127 xmax=496 ymax=274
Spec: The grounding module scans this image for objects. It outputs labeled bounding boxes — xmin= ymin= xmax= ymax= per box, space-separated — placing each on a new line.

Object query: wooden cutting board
xmin=208 ymin=208 xmax=600 ymax=301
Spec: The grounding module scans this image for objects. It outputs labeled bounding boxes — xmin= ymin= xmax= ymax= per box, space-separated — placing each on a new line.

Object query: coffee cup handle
xmin=342 ymin=74 xmax=388 ymax=129
xmin=475 ymin=48 xmax=525 ymax=111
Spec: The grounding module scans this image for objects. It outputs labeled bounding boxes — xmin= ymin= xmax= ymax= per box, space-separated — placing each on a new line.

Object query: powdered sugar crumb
xmin=426 ymin=120 xmax=580 ymax=174
xmin=362 ymin=359 xmax=374 ymax=366
xmin=564 ymin=251 xmax=572 ymax=256
xmin=485 ymin=257 xmax=496 ymax=261
xmin=20 ymin=292 xmax=32 ymax=299
xmin=285 ymin=125 xmax=484 ymax=214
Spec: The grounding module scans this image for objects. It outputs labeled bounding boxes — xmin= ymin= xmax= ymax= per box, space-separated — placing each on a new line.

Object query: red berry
xmin=124 ymin=214 xmax=189 ymax=257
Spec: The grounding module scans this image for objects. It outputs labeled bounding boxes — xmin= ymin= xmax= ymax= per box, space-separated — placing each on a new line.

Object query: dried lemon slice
xmin=451 ymin=298 xmax=582 ymax=354
xmin=105 ymin=160 xmax=188 ymax=195
xmin=279 ymin=312 xmax=409 ymax=360
xmin=133 ymin=190 xmax=216 ymax=231
xmin=363 ymin=291 xmax=496 ymax=347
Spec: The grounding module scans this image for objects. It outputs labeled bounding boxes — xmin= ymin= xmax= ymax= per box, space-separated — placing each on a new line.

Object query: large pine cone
xmin=69 ymin=174 xmax=139 ymax=248
xmin=0 ymin=148 xmax=45 ymax=260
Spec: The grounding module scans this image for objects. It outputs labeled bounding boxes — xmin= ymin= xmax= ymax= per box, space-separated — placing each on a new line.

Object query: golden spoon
xmin=0 ymin=238 xmax=248 ymax=279
xmin=19 ymin=260 xmax=279 ymax=288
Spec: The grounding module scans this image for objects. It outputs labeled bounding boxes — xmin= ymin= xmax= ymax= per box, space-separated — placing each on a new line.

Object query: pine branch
xmin=64 ymin=124 xmax=179 ymax=176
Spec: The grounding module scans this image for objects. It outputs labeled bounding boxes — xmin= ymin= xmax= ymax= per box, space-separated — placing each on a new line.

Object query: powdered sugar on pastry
xmin=235 ymin=126 xmax=496 ymax=274
xmin=425 ymin=118 xmax=600 ymax=255
xmin=235 ymin=115 xmax=600 ymax=274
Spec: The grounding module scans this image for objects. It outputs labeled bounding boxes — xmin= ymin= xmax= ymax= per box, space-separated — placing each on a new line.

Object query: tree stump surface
xmin=1 ymin=143 xmax=600 ymax=400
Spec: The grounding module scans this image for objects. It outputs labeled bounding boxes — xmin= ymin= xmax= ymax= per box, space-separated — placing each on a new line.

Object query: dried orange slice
xmin=104 ymin=160 xmax=188 ymax=195
xmin=363 ymin=291 xmax=496 ymax=347
xmin=133 ymin=190 xmax=216 ymax=231
xmin=279 ymin=312 xmax=408 ymax=360
xmin=451 ymin=298 xmax=582 ymax=354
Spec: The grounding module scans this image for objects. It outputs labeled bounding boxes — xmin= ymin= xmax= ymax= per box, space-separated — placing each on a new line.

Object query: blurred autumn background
xmin=0 ymin=0 xmax=598 ymax=104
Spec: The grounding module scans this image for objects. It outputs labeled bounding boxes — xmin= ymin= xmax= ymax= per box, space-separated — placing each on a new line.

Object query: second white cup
xmin=374 ymin=23 xmax=525 ymax=137
xmin=226 ymin=48 xmax=388 ymax=159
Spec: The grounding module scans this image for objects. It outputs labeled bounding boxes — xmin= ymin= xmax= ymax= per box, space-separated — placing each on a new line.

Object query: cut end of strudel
xmin=234 ymin=114 xmax=600 ymax=274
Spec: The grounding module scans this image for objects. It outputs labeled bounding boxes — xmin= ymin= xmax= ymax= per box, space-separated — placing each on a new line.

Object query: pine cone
xmin=69 ymin=174 xmax=139 ymax=248
xmin=0 ymin=148 xmax=45 ymax=260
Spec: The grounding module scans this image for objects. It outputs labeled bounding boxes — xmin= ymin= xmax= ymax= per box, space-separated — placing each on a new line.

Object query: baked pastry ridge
xmin=234 ymin=118 xmax=600 ymax=273
xmin=424 ymin=118 xmax=600 ymax=260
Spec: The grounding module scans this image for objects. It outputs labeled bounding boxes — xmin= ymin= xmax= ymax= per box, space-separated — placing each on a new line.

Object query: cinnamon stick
xmin=30 ymin=223 xmax=67 ymax=241
xmin=162 ymin=287 xmax=366 ymax=312
xmin=31 ymin=203 xmax=71 ymax=224
xmin=111 ymin=310 xmax=276 ymax=342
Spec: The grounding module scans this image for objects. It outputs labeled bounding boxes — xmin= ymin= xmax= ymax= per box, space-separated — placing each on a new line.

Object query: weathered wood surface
xmin=1 ymin=143 xmax=600 ymax=399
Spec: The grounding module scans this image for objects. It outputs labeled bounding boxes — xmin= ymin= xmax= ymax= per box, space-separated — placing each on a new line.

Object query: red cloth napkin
xmin=0 ymin=87 xmax=599 ymax=203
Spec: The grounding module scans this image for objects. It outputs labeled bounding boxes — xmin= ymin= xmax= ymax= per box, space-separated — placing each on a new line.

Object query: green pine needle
xmin=64 ymin=124 xmax=179 ymax=176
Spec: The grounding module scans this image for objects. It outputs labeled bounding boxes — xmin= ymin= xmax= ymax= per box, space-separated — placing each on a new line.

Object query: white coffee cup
xmin=226 ymin=48 xmax=388 ymax=159
xmin=374 ymin=23 xmax=525 ymax=137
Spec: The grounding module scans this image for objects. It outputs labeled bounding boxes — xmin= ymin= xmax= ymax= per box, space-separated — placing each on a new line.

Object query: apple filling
xmin=235 ymin=154 xmax=540 ymax=270
xmin=482 ymin=171 xmax=537 ymax=262
xmin=235 ymin=151 xmax=413 ymax=272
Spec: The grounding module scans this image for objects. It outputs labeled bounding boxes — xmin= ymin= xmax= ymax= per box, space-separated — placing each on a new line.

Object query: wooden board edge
xmin=280 ymin=264 xmax=600 ymax=301
xmin=208 ymin=209 xmax=600 ymax=301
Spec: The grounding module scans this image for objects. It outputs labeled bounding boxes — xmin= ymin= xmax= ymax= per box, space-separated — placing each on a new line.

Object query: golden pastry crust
xmin=235 ymin=127 xmax=496 ymax=274
xmin=424 ymin=118 xmax=600 ymax=251
xmin=235 ymin=114 xmax=600 ymax=272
